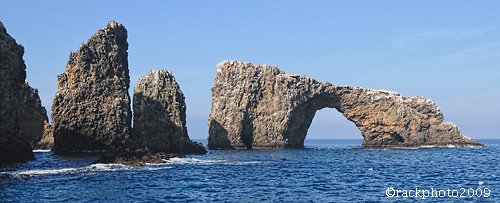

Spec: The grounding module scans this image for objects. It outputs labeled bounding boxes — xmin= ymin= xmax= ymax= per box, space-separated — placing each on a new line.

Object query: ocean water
xmin=1 ymin=139 xmax=498 ymax=202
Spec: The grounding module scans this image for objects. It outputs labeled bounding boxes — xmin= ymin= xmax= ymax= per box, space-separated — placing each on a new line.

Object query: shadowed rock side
xmin=18 ymin=81 xmax=52 ymax=149
xmin=208 ymin=60 xmax=483 ymax=149
xmin=37 ymin=121 xmax=54 ymax=150
xmin=130 ymin=70 xmax=206 ymax=155
xmin=1 ymin=21 xmax=39 ymax=164
xmin=51 ymin=21 xmax=132 ymax=153
xmin=0 ymin=22 xmax=51 ymax=161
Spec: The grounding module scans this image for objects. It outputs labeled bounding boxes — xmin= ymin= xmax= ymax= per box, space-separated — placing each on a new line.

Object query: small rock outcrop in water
xmin=1 ymin=21 xmax=49 ymax=164
xmin=93 ymin=151 xmax=178 ymax=166
xmin=130 ymin=70 xmax=206 ymax=155
xmin=18 ymin=81 xmax=52 ymax=149
xmin=52 ymin=21 xmax=132 ymax=153
xmin=208 ymin=60 xmax=483 ymax=149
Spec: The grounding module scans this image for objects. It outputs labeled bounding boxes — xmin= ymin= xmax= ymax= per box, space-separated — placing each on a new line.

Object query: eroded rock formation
xmin=18 ymin=82 xmax=52 ymax=149
xmin=130 ymin=70 xmax=206 ymax=155
xmin=36 ymin=121 xmax=54 ymax=150
xmin=52 ymin=21 xmax=132 ymax=153
xmin=208 ymin=60 xmax=483 ymax=149
xmin=1 ymin=21 xmax=47 ymax=164
xmin=93 ymin=151 xmax=178 ymax=166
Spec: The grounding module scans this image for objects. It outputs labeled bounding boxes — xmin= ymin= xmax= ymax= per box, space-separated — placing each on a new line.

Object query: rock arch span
xmin=208 ymin=60 xmax=483 ymax=149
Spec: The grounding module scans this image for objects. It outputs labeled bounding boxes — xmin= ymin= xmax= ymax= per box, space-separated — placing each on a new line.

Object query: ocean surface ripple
xmin=1 ymin=139 xmax=498 ymax=202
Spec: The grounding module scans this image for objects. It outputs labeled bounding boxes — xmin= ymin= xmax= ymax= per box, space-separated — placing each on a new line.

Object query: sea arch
xmin=207 ymin=60 xmax=482 ymax=149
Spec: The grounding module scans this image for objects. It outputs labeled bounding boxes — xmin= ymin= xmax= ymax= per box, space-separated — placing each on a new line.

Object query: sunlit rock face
xmin=130 ymin=69 xmax=206 ymax=155
xmin=52 ymin=21 xmax=132 ymax=153
xmin=208 ymin=60 xmax=483 ymax=149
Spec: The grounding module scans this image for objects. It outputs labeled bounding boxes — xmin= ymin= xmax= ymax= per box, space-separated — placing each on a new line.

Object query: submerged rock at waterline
xmin=93 ymin=151 xmax=178 ymax=166
xmin=129 ymin=70 xmax=206 ymax=155
xmin=51 ymin=21 xmax=132 ymax=153
xmin=0 ymin=21 xmax=49 ymax=164
xmin=207 ymin=60 xmax=483 ymax=149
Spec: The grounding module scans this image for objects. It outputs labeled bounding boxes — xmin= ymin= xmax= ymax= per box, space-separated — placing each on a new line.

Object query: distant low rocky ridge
xmin=0 ymin=21 xmax=50 ymax=165
xmin=208 ymin=60 xmax=483 ymax=149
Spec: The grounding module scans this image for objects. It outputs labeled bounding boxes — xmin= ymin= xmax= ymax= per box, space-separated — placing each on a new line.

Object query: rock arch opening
xmin=306 ymin=108 xmax=361 ymax=140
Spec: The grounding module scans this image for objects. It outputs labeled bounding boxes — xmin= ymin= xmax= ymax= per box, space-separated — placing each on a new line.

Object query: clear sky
xmin=1 ymin=0 xmax=499 ymax=140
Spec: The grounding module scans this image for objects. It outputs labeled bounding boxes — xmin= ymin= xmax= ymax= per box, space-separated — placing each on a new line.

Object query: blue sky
xmin=1 ymin=0 xmax=499 ymax=139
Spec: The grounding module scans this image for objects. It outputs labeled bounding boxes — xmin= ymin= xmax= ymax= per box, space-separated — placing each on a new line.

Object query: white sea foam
xmin=166 ymin=157 xmax=220 ymax=164
xmin=11 ymin=163 xmax=133 ymax=177
xmin=15 ymin=167 xmax=77 ymax=176
xmin=7 ymin=158 xmax=256 ymax=177
xmin=465 ymin=145 xmax=484 ymax=148
xmin=86 ymin=163 xmax=132 ymax=171
xmin=142 ymin=164 xmax=173 ymax=171
xmin=233 ymin=161 xmax=261 ymax=165
xmin=166 ymin=157 xmax=260 ymax=165
xmin=32 ymin=149 xmax=51 ymax=153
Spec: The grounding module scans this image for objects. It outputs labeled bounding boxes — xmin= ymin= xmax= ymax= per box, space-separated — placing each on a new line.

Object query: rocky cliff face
xmin=208 ymin=60 xmax=483 ymax=149
xmin=18 ymin=82 xmax=51 ymax=149
xmin=37 ymin=121 xmax=54 ymax=150
xmin=130 ymin=70 xmax=206 ymax=155
xmin=0 ymin=22 xmax=35 ymax=164
xmin=52 ymin=21 xmax=132 ymax=153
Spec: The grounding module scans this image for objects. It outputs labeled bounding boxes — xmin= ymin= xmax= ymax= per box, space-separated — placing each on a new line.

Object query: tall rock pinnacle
xmin=52 ymin=21 xmax=132 ymax=153
xmin=1 ymin=21 xmax=49 ymax=164
xmin=0 ymin=21 xmax=34 ymax=164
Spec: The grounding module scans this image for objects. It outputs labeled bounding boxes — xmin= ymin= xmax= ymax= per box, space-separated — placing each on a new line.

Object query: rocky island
xmin=51 ymin=21 xmax=205 ymax=165
xmin=129 ymin=69 xmax=206 ymax=155
xmin=208 ymin=60 xmax=483 ymax=149
xmin=0 ymin=21 xmax=51 ymax=165
xmin=1 ymin=20 xmax=484 ymax=165
xmin=94 ymin=70 xmax=206 ymax=166
xmin=51 ymin=21 xmax=132 ymax=153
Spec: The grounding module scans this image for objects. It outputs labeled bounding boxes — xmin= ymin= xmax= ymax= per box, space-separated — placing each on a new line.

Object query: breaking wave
xmin=166 ymin=157 xmax=260 ymax=165
xmin=32 ymin=149 xmax=51 ymax=153
xmin=4 ymin=163 xmax=172 ymax=178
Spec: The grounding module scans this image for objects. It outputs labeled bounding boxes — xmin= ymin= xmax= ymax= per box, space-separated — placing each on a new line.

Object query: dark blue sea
xmin=1 ymin=139 xmax=498 ymax=202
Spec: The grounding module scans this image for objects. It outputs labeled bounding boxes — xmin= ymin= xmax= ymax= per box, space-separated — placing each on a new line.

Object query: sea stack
xmin=18 ymin=81 xmax=51 ymax=149
xmin=130 ymin=70 xmax=206 ymax=155
xmin=208 ymin=60 xmax=483 ymax=149
xmin=51 ymin=21 xmax=132 ymax=153
xmin=1 ymin=21 xmax=49 ymax=164
xmin=94 ymin=70 xmax=207 ymax=165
